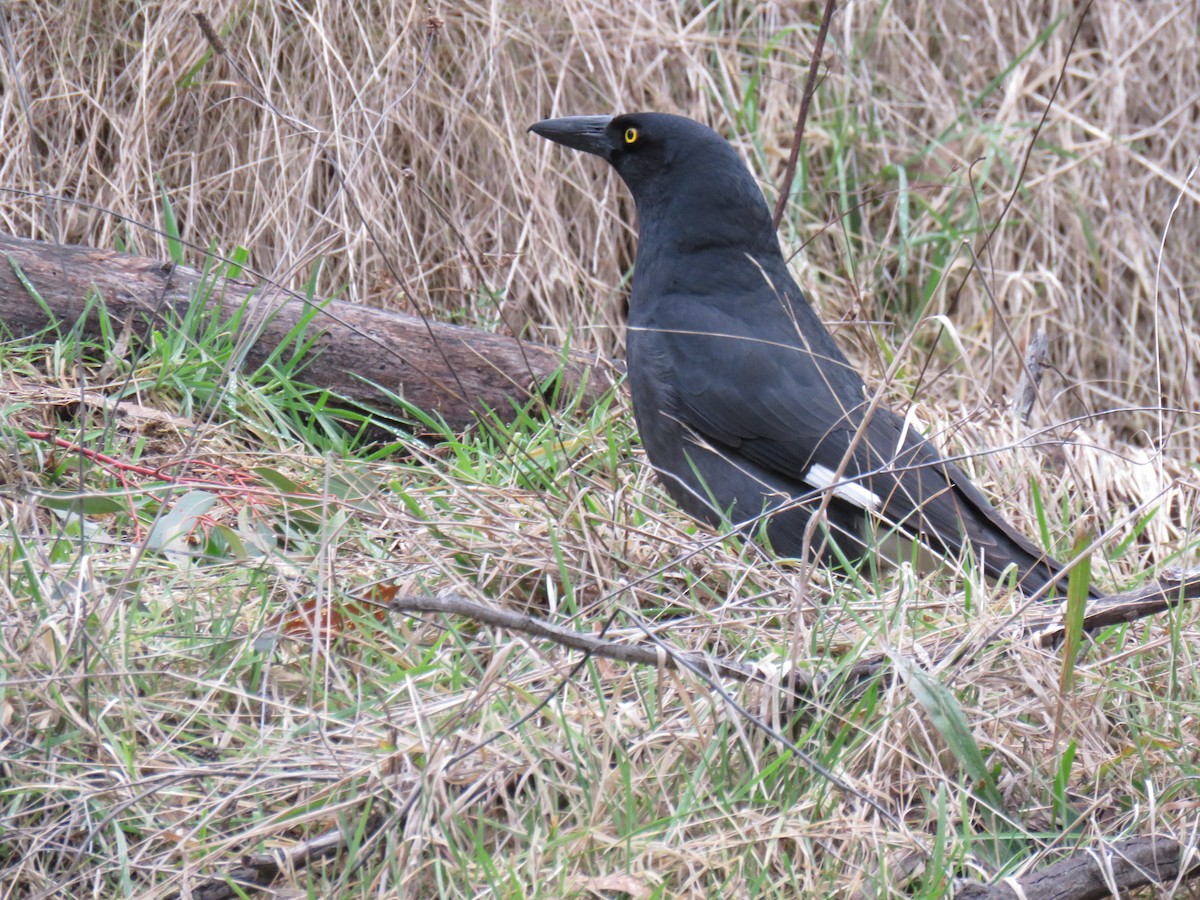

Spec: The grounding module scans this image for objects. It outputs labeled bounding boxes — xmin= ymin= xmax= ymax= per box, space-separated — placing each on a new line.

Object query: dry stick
xmin=426 ymin=593 xmax=914 ymax=830
xmin=391 ymin=568 xmax=1200 ymax=696
xmin=396 ymin=594 xmax=758 ymax=679
xmin=771 ymin=0 xmax=838 ymax=230
xmin=165 ymin=813 xmax=388 ymax=900
xmin=953 ymin=835 xmax=1200 ymax=900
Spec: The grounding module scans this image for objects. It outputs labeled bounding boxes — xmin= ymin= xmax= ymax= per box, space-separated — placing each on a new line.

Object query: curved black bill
xmin=529 ymin=115 xmax=614 ymax=158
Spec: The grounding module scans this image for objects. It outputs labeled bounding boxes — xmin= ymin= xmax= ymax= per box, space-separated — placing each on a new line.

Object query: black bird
xmin=531 ymin=112 xmax=1095 ymax=598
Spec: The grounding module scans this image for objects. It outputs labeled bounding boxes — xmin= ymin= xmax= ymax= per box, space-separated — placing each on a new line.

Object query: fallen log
xmin=0 ymin=233 xmax=608 ymax=430
xmin=954 ymin=835 xmax=1199 ymax=899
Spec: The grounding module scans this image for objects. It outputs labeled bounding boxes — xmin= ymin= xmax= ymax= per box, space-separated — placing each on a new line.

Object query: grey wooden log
xmin=954 ymin=835 xmax=1198 ymax=899
xmin=0 ymin=234 xmax=607 ymax=430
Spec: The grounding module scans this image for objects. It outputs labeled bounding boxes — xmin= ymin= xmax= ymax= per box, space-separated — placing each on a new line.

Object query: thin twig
xmin=943 ymin=0 xmax=1094 ymax=314
xmin=391 ymin=567 xmax=1200 ymax=697
xmin=772 ymin=0 xmax=838 ymax=229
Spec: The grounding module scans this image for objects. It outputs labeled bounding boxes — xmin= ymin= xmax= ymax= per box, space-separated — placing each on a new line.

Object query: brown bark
xmin=0 ymin=234 xmax=608 ymax=430
xmin=954 ymin=835 xmax=1198 ymax=899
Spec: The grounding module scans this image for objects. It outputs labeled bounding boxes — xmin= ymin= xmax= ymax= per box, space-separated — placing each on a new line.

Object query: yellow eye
xmin=624 ymin=127 xmax=638 ymax=144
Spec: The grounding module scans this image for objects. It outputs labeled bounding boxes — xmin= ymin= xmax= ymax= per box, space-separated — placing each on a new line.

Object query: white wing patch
xmin=804 ymin=463 xmax=882 ymax=511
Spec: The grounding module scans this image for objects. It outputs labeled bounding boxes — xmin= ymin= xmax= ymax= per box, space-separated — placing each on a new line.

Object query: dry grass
xmin=2 ymin=0 xmax=1200 ymax=897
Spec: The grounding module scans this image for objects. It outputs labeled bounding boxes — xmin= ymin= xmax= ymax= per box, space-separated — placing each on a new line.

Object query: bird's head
xmin=529 ymin=113 xmax=713 ymax=181
xmin=529 ymin=113 xmax=778 ymax=257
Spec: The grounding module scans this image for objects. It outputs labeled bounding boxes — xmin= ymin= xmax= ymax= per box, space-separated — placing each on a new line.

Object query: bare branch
xmin=771 ymin=0 xmax=838 ymax=230
xmin=391 ymin=567 xmax=1200 ymax=698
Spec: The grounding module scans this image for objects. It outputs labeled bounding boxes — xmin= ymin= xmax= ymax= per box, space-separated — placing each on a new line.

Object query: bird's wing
xmin=651 ymin=306 xmax=897 ymax=496
xmin=650 ymin=303 xmax=1055 ymax=566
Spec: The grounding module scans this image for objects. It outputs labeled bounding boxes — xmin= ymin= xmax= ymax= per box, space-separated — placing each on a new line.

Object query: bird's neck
xmin=632 ymin=197 xmax=789 ymax=301
xmin=628 ymin=150 xmax=783 ymax=273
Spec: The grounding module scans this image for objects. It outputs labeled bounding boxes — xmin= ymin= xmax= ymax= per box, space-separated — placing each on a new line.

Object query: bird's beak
xmin=529 ymin=115 xmax=614 ymax=159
